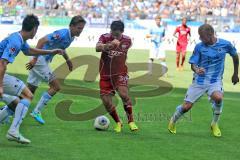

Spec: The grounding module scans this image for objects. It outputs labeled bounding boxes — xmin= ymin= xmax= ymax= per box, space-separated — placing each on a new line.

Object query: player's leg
xmin=148 ymin=58 xmax=154 ymax=75
xmin=158 ymin=46 xmax=168 ymax=76
xmin=208 ymin=82 xmax=223 ymax=137
xmin=148 ymin=44 xmax=157 ymax=75
xmin=168 ymin=101 xmax=193 ymax=134
xmin=3 ymin=74 xmax=33 ymax=144
xmin=176 ymin=44 xmax=181 ymax=71
xmin=30 ymin=79 xmax=59 ymax=124
xmin=180 ymin=45 xmax=187 ymax=71
xmin=0 ymin=95 xmax=19 ymax=124
xmin=27 ymin=83 xmax=38 ymax=95
xmin=168 ymin=83 xmax=206 ymax=134
xmin=28 ymin=59 xmax=56 ymax=124
xmin=100 ymin=78 xmax=122 ymax=132
xmin=117 ymin=85 xmax=138 ymax=131
xmin=101 ymin=94 xmax=122 ymax=132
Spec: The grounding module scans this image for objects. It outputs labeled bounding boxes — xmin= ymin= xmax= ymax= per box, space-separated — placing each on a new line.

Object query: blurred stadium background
xmin=1 ymin=0 xmax=240 ymax=51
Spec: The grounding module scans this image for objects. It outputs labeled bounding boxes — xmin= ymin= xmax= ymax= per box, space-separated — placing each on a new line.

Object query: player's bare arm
xmin=173 ymin=30 xmax=178 ymax=38
xmin=26 ymin=36 xmax=49 ymax=70
xmin=26 ymin=48 xmax=65 ymax=56
xmin=232 ymin=54 xmax=239 ymax=85
xmin=191 ymin=64 xmax=205 ymax=75
xmin=62 ymin=51 xmax=73 ymax=71
xmin=0 ymin=59 xmax=8 ymax=97
xmin=96 ymin=40 xmax=119 ymax=52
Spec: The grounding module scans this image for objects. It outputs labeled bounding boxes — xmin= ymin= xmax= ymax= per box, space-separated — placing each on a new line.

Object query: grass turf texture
xmin=0 ymin=47 xmax=239 ymax=160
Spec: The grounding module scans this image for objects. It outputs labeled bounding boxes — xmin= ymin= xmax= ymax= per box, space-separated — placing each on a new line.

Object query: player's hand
xmin=66 ymin=60 xmax=73 ymax=71
xmin=195 ymin=67 xmax=205 ymax=75
xmin=0 ymin=86 xmax=3 ymax=98
xmin=26 ymin=58 xmax=37 ymax=70
xmin=232 ymin=74 xmax=239 ymax=85
xmin=52 ymin=49 xmax=65 ymax=55
xmin=111 ymin=39 xmax=121 ymax=48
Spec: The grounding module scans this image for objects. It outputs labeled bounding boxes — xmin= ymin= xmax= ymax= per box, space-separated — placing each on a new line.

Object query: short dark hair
xmin=198 ymin=24 xmax=214 ymax=35
xmin=22 ymin=14 xmax=40 ymax=31
xmin=69 ymin=15 xmax=86 ymax=26
xmin=110 ymin=20 xmax=124 ymax=32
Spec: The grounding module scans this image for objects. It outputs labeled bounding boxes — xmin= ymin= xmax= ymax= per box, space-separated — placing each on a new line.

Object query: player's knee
xmin=55 ymin=85 xmax=61 ymax=92
xmin=212 ymin=94 xmax=223 ymax=104
xmin=182 ymin=102 xmax=193 ymax=112
xmin=105 ymin=104 xmax=114 ymax=112
xmin=51 ymin=84 xmax=61 ymax=92
xmin=27 ymin=93 xmax=34 ymax=101
xmin=8 ymin=98 xmax=20 ymax=111
xmin=119 ymin=93 xmax=129 ymax=101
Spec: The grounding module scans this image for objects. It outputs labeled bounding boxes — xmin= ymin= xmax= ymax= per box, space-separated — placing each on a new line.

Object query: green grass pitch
xmin=0 ymin=47 xmax=239 ymax=160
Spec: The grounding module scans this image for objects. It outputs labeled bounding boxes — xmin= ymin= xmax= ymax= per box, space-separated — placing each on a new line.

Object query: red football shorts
xmin=176 ymin=42 xmax=187 ymax=54
xmin=100 ymin=74 xmax=129 ymax=95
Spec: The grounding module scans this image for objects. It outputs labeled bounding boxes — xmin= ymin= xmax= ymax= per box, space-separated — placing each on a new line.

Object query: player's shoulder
xmin=101 ymin=33 xmax=111 ymax=38
xmin=122 ymin=34 xmax=131 ymax=41
xmin=7 ymin=32 xmax=22 ymax=45
xmin=217 ymin=38 xmax=231 ymax=45
xmin=176 ymin=25 xmax=181 ymax=29
xmin=194 ymin=42 xmax=204 ymax=50
xmin=55 ymin=28 xmax=69 ymax=36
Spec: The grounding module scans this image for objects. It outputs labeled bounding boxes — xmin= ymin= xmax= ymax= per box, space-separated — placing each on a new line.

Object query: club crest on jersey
xmin=10 ymin=47 xmax=16 ymax=53
xmin=53 ymin=34 xmax=60 ymax=40
xmin=218 ymin=48 xmax=222 ymax=53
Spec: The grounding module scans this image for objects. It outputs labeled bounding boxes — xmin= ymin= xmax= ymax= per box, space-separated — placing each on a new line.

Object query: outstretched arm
xmin=232 ymin=54 xmax=239 ymax=85
xmin=173 ymin=28 xmax=178 ymax=38
xmin=0 ymin=59 xmax=8 ymax=97
xmin=26 ymin=36 xmax=49 ymax=70
xmin=27 ymin=47 xmax=64 ymax=56
xmin=62 ymin=51 xmax=73 ymax=71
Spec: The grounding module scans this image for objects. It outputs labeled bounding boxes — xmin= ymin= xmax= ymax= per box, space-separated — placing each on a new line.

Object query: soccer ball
xmin=94 ymin=115 xmax=110 ymax=131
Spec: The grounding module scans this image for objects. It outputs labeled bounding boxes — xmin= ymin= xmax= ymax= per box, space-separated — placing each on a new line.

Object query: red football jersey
xmin=97 ymin=33 xmax=132 ymax=77
xmin=175 ymin=25 xmax=191 ymax=45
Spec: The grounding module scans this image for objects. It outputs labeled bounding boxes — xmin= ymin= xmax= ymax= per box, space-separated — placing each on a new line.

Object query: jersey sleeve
xmin=46 ymin=29 xmax=65 ymax=44
xmin=0 ymin=41 xmax=19 ymax=63
xmin=189 ymin=44 xmax=201 ymax=65
xmin=126 ymin=39 xmax=132 ymax=50
xmin=227 ymin=42 xmax=237 ymax=57
xmin=97 ymin=34 xmax=107 ymax=44
xmin=174 ymin=27 xmax=179 ymax=34
xmin=21 ymin=42 xmax=30 ymax=55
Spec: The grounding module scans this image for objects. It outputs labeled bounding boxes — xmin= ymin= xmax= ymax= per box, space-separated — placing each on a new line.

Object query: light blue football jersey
xmin=43 ymin=28 xmax=74 ymax=62
xmin=189 ymin=38 xmax=237 ymax=85
xmin=149 ymin=24 xmax=165 ymax=48
xmin=0 ymin=32 xmax=30 ymax=63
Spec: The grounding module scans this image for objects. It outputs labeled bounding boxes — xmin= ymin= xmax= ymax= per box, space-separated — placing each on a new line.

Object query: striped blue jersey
xmin=43 ymin=28 xmax=74 ymax=62
xmin=189 ymin=38 xmax=237 ymax=85
xmin=0 ymin=32 xmax=30 ymax=63
xmin=149 ymin=24 xmax=165 ymax=47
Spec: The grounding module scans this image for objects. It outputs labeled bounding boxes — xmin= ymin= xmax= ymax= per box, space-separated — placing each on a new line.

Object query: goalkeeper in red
xmin=96 ymin=20 xmax=138 ymax=133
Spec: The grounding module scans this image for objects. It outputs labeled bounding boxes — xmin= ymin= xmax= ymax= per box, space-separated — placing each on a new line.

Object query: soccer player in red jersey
xmin=96 ymin=20 xmax=138 ymax=133
xmin=173 ymin=17 xmax=191 ymax=71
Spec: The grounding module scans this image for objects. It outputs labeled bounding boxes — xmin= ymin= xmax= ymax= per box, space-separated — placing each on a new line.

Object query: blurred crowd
xmin=1 ymin=0 xmax=240 ymax=20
